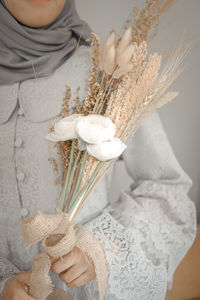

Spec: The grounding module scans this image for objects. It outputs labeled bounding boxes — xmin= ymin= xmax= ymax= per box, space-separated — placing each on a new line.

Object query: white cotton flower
xmin=46 ymin=132 xmax=64 ymax=142
xmin=86 ymin=138 xmax=127 ymax=161
xmin=99 ymin=47 xmax=105 ymax=71
xmin=76 ymin=114 xmax=116 ymax=144
xmin=46 ymin=114 xmax=82 ymax=142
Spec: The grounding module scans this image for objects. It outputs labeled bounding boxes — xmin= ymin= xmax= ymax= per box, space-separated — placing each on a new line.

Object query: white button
xmin=17 ymin=107 xmax=24 ymax=115
xmin=21 ymin=208 xmax=29 ymax=218
xmin=15 ymin=137 xmax=23 ymax=147
xmin=16 ymin=171 xmax=25 ymax=181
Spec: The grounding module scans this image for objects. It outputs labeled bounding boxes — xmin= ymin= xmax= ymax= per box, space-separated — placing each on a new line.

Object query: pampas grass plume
xmin=99 ymin=31 xmax=115 ymax=71
xmin=116 ymin=27 xmax=132 ymax=57
xmin=113 ymin=63 xmax=133 ymax=79
xmin=103 ymin=44 xmax=116 ymax=75
xmin=104 ymin=31 xmax=116 ymax=50
xmin=117 ymin=44 xmax=136 ymax=67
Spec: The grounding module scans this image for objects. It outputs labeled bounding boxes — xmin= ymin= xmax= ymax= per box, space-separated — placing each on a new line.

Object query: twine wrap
xmin=22 ymin=211 xmax=108 ymax=300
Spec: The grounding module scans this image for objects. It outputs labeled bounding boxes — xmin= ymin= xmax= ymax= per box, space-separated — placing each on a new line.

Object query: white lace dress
xmin=0 ymin=45 xmax=197 ymax=300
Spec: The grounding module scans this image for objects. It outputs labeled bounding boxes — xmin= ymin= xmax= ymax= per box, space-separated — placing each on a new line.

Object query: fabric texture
xmin=0 ymin=45 xmax=197 ymax=300
xmin=0 ymin=0 xmax=91 ymax=84
xmin=22 ymin=211 xmax=108 ymax=300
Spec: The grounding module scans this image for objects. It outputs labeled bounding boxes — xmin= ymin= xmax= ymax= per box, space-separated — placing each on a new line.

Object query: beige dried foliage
xmin=105 ymin=43 xmax=162 ymax=139
xmin=104 ymin=31 xmax=116 ymax=51
xmin=99 ymin=47 xmax=105 ymax=71
xmin=54 ymin=177 xmax=62 ymax=186
xmin=131 ymin=41 xmax=148 ymax=80
xmin=145 ymin=41 xmax=190 ymax=109
xmin=71 ymin=1 xmax=187 ymax=222
xmin=48 ymin=157 xmax=58 ymax=174
xmin=156 ymin=91 xmax=179 ymax=108
xmin=61 ymin=85 xmax=71 ymax=118
xmin=122 ymin=53 xmax=161 ymax=137
xmin=49 ymin=0 xmax=185 ymax=220
xmin=99 ymin=31 xmax=116 ymax=71
xmin=103 ymin=44 xmax=116 ymax=75
xmin=122 ymin=43 xmax=189 ymax=143
xmin=117 ymin=44 xmax=135 ymax=68
xmin=113 ymin=63 xmax=133 ymax=79
xmin=131 ymin=0 xmax=177 ymax=44
xmin=116 ymin=27 xmax=132 ymax=57
xmin=77 ymin=32 xmax=101 ymax=115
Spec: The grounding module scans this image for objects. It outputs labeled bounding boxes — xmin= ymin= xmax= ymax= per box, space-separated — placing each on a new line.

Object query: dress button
xmin=16 ymin=171 xmax=25 ymax=181
xmin=17 ymin=107 xmax=24 ymax=115
xmin=21 ymin=208 xmax=29 ymax=218
xmin=15 ymin=137 xmax=23 ymax=147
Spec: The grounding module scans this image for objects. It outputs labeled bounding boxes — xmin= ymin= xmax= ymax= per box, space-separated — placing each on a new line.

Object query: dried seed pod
xmin=117 ymin=44 xmax=136 ymax=67
xmin=116 ymin=27 xmax=132 ymax=57
xmin=113 ymin=63 xmax=133 ymax=79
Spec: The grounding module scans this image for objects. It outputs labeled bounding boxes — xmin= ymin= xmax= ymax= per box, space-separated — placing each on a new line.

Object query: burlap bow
xmin=22 ymin=211 xmax=108 ymax=300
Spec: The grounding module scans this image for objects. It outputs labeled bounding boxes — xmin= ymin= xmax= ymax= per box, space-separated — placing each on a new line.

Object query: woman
xmin=0 ymin=0 xmax=197 ymax=299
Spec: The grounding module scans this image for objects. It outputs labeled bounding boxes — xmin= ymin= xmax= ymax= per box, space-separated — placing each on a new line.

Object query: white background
xmin=76 ymin=0 xmax=200 ymax=221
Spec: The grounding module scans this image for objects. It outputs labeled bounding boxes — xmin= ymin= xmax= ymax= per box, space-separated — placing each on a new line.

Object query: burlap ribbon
xmin=22 ymin=211 xmax=108 ymax=300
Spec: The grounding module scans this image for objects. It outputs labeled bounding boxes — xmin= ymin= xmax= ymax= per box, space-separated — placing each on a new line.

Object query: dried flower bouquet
xmin=49 ymin=20 xmax=185 ymax=223
xmin=21 ymin=1 xmax=188 ymax=299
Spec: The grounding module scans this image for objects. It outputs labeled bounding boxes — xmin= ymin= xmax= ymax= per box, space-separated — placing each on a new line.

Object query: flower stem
xmin=59 ymin=139 xmax=75 ymax=211
xmin=67 ymin=150 xmax=88 ymax=211
xmin=67 ymin=161 xmax=103 ymax=215
xmin=63 ymin=150 xmax=82 ymax=211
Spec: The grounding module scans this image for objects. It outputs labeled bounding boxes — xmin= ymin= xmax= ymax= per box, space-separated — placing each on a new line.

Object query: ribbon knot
xmin=22 ymin=211 xmax=108 ymax=300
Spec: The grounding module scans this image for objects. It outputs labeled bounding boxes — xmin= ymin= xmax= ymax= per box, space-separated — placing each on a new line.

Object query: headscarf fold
xmin=0 ymin=0 xmax=92 ymax=84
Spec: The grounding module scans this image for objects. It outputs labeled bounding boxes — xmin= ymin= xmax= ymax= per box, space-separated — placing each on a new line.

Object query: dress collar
xmin=0 ymin=46 xmax=91 ymax=124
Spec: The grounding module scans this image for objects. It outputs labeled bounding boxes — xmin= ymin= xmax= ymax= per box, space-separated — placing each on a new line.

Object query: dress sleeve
xmin=83 ymin=109 xmax=197 ymax=300
xmin=0 ymin=257 xmax=20 ymax=294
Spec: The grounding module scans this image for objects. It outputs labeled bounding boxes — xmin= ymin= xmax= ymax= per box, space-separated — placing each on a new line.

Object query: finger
xmin=67 ymin=271 xmax=91 ymax=288
xmin=17 ymin=272 xmax=31 ymax=282
xmin=21 ymin=290 xmax=36 ymax=300
xmin=4 ymin=290 xmax=35 ymax=300
xmin=51 ymin=247 xmax=80 ymax=274
xmin=16 ymin=273 xmax=38 ymax=299
xmin=50 ymin=256 xmax=58 ymax=265
xmin=59 ymin=263 xmax=87 ymax=284
xmin=17 ymin=272 xmax=31 ymax=286
xmin=9 ymin=280 xmax=35 ymax=300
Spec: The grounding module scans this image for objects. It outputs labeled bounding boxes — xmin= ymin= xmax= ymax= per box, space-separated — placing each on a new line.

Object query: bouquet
xmin=22 ymin=1 xmax=189 ymax=299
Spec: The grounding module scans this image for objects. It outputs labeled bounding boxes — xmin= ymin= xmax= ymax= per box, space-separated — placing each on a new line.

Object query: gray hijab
xmin=0 ymin=0 xmax=92 ymax=85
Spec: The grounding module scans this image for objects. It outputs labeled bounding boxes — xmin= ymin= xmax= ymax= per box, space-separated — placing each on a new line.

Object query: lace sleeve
xmin=83 ymin=110 xmax=197 ymax=300
xmin=0 ymin=257 xmax=20 ymax=294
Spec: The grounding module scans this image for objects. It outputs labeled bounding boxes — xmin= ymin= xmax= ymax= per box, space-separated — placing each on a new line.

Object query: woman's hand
xmin=2 ymin=272 xmax=36 ymax=300
xmin=51 ymin=246 xmax=96 ymax=288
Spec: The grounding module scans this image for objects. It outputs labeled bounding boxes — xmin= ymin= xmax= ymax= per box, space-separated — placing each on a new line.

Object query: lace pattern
xmin=0 ymin=46 xmax=197 ymax=299
xmin=0 ymin=258 xmax=19 ymax=293
xmin=80 ymin=210 xmax=168 ymax=300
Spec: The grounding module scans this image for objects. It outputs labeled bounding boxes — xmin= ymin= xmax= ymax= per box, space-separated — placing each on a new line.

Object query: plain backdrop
xmin=76 ymin=0 xmax=200 ymax=222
